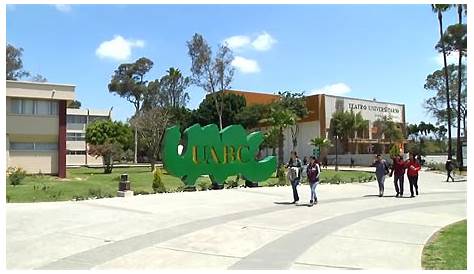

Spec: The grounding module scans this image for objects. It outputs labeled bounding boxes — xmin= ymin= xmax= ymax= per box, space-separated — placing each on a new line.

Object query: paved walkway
xmin=6 ymin=171 xmax=466 ymax=270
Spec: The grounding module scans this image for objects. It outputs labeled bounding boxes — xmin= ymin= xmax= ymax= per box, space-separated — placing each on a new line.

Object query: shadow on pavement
xmin=274 ymin=201 xmax=295 ymax=205
xmin=363 ymin=194 xmax=398 ymax=198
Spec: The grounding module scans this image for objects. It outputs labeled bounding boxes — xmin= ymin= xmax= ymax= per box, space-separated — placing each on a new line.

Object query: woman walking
xmin=307 ymin=156 xmax=320 ymax=206
xmin=373 ymin=154 xmax=389 ymax=197
xmin=286 ymin=151 xmax=302 ymax=204
xmin=406 ymin=153 xmax=421 ymax=198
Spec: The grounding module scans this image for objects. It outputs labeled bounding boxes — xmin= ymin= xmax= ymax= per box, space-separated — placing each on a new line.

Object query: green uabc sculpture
xmin=162 ymin=124 xmax=277 ymax=186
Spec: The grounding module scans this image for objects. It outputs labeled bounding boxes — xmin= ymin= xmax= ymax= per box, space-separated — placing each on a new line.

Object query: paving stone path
xmin=6 ymin=170 xmax=466 ymax=270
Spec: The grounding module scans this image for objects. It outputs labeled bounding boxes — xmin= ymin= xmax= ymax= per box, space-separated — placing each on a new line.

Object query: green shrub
xmin=49 ymin=190 xmax=63 ymax=201
xmin=277 ymin=165 xmax=288 ymax=186
xmin=152 ymin=168 xmax=166 ymax=193
xmin=88 ymin=188 xmax=104 ymax=198
xmin=332 ymin=174 xmax=342 ymax=184
xmin=197 ymin=180 xmax=212 ymax=191
xmin=427 ymin=162 xmax=445 ymax=171
xmin=6 ymin=195 xmax=11 ymax=203
xmin=7 ymin=167 xmax=27 ymax=186
xmin=73 ymin=195 xmax=85 ymax=201
xmin=134 ymin=190 xmax=151 ymax=195
xmin=174 ymin=183 xmax=185 ymax=192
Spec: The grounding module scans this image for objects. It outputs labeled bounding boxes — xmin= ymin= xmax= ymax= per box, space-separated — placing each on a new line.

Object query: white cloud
xmin=434 ymin=52 xmax=460 ymax=66
xmin=54 ymin=4 xmax=72 ymax=13
xmin=251 ymin=32 xmax=277 ymax=51
xmin=95 ymin=35 xmax=145 ymax=61
xmin=231 ymin=56 xmax=260 ymax=74
xmin=310 ymin=83 xmax=352 ymax=96
xmin=223 ymin=35 xmax=251 ymax=51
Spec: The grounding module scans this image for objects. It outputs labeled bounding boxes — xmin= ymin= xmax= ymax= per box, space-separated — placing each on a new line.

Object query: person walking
xmin=373 ymin=154 xmax=389 ymax=197
xmin=307 ymin=156 xmax=320 ymax=206
xmin=406 ymin=153 xmax=421 ymax=197
xmin=350 ymin=157 xmax=355 ymax=168
xmin=323 ymin=156 xmax=328 ymax=169
xmin=286 ymin=151 xmax=302 ymax=203
xmin=390 ymin=154 xmax=406 ymax=197
xmin=445 ymin=159 xmax=455 ymax=182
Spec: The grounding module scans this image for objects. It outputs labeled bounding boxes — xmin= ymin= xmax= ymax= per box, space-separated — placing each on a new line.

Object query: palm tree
xmin=432 ymin=4 xmax=453 ymax=160
xmin=353 ymin=112 xmax=369 ymax=154
xmin=309 ymin=137 xmax=332 ymax=158
xmin=455 ymin=4 xmax=467 ymax=168
xmin=269 ymin=105 xmax=297 ymax=165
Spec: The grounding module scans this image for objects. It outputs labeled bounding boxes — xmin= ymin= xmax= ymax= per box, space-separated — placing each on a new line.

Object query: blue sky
xmin=6 ymin=4 xmax=462 ymax=124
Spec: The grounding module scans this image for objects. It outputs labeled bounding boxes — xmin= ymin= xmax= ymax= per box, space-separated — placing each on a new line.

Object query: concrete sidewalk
xmin=6 ymin=170 xmax=466 ymax=270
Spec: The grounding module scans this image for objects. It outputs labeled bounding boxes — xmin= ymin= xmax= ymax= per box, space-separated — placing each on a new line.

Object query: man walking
xmin=286 ymin=151 xmax=302 ymax=203
xmin=373 ymin=154 xmax=389 ymax=197
xmin=445 ymin=159 xmax=455 ymax=182
xmin=390 ymin=154 xmax=406 ymax=197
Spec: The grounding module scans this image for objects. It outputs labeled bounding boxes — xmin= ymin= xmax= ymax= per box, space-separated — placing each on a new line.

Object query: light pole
xmin=335 ymin=134 xmax=339 ymax=171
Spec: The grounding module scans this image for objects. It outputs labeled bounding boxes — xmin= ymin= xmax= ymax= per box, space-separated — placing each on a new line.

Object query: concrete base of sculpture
xmin=117 ymin=190 xmax=134 ymax=197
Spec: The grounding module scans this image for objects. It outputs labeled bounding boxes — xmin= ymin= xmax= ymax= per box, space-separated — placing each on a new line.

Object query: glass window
xmin=67 ymin=132 xmax=85 ymax=141
xmin=35 ymin=143 xmax=57 ymax=151
xmin=36 ymin=100 xmax=51 ymax=115
xmin=50 ymin=101 xmax=58 ymax=115
xmin=10 ymin=142 xmax=35 ymax=151
xmin=22 ymin=100 xmax=35 ymax=115
xmin=67 ymin=150 xmax=86 ymax=155
xmin=10 ymin=99 xmax=22 ymax=114
xmin=89 ymin=115 xmax=108 ymax=123
xmin=67 ymin=115 xmax=86 ymax=124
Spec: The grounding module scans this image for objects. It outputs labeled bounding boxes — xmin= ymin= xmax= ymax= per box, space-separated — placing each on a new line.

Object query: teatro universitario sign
xmin=162 ymin=124 xmax=277 ymax=186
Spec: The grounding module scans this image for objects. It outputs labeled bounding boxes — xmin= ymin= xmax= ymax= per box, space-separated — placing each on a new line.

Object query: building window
xmin=10 ymin=98 xmax=58 ymax=116
xmin=67 ymin=150 xmax=87 ymax=155
xmin=67 ymin=132 xmax=86 ymax=141
xmin=10 ymin=142 xmax=57 ymax=151
xmin=89 ymin=115 xmax=109 ymax=123
xmin=67 ymin=115 xmax=87 ymax=124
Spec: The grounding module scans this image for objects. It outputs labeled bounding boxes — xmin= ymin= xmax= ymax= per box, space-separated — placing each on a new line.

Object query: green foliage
xmin=152 ymin=168 xmax=166 ymax=193
xmin=144 ymin=67 xmax=191 ymax=110
xmin=276 ymin=164 xmax=288 ymax=186
xmin=88 ymin=188 xmax=105 ymax=199
xmin=389 ymin=144 xmax=401 ymax=158
xmin=7 ymin=167 xmax=27 ymax=186
xmin=375 ymin=116 xmax=403 ymax=142
xmin=196 ymin=179 xmax=212 ymax=191
xmin=6 ymin=43 xmax=30 ymax=80
xmin=86 ymin=120 xmax=133 ymax=173
xmin=235 ymin=104 xmax=269 ymax=130
xmin=192 ymin=93 xmax=246 ymax=128
xmin=436 ymin=24 xmax=467 ymax=56
xmin=69 ymin=100 xmax=82 ymax=109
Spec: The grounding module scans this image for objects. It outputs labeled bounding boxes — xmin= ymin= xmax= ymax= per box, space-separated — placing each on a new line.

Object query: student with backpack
xmin=286 ymin=151 xmax=302 ymax=204
xmin=307 ymin=156 xmax=320 ymax=206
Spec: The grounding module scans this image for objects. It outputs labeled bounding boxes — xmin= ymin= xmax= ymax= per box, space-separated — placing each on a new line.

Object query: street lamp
xmin=335 ymin=134 xmax=339 ymax=171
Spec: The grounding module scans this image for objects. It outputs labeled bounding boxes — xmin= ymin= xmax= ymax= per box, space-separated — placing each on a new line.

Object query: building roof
xmin=6 ymin=80 xmax=75 ymax=101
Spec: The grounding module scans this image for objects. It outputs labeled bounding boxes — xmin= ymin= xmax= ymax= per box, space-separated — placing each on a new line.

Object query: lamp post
xmin=335 ymin=134 xmax=339 ymax=171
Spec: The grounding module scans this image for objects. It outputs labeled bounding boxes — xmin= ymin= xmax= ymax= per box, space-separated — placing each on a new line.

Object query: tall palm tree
xmin=432 ymin=4 xmax=453 ymax=160
xmin=269 ymin=105 xmax=296 ymax=165
xmin=353 ymin=112 xmax=369 ymax=154
xmin=455 ymin=4 xmax=467 ymax=168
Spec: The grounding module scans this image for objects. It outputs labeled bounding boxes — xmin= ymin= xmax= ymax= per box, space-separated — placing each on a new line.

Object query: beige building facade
xmin=66 ymin=108 xmax=111 ymax=166
xmin=6 ymin=80 xmax=75 ymax=177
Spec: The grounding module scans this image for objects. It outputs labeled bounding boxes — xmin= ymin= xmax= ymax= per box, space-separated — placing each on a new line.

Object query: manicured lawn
xmin=422 ymin=220 xmax=467 ymax=270
xmin=6 ymin=166 xmax=375 ymax=203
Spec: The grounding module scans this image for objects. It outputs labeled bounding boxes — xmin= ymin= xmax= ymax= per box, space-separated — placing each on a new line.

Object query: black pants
xmin=408 ymin=175 xmax=419 ymax=196
xmin=447 ymin=170 xmax=455 ymax=182
xmin=291 ymin=179 xmax=300 ymax=202
xmin=393 ymin=174 xmax=404 ymax=195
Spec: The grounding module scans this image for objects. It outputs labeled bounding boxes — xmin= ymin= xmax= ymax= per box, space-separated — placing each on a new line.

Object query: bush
xmin=7 ymin=167 xmax=27 ymax=186
xmin=277 ymin=164 xmax=288 ymax=186
xmin=6 ymin=195 xmax=11 ymax=203
xmin=197 ymin=180 xmax=212 ymax=191
xmin=88 ymin=188 xmax=104 ymax=198
xmin=427 ymin=162 xmax=445 ymax=171
xmin=152 ymin=168 xmax=166 ymax=193
xmin=134 ymin=190 xmax=151 ymax=195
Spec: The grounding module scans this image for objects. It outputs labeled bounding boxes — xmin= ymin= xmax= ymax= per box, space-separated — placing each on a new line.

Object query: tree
xmin=187 ymin=33 xmax=235 ymax=130
xmin=262 ymin=127 xmax=280 ymax=156
xmin=108 ymin=57 xmax=154 ymax=164
xmin=437 ymin=4 xmax=467 ymax=167
xmin=69 ymin=100 xmax=82 ymax=109
xmin=329 ymin=110 xmax=354 ymax=171
xmin=130 ymin=108 xmax=171 ymax=171
xmin=235 ymin=104 xmax=269 ymax=130
xmin=378 ymin=116 xmax=403 ymax=144
xmin=432 ymin=4 xmax=454 ymax=160
xmin=309 ymin=137 xmax=332 ymax=158
xmin=269 ymin=104 xmax=297 ymax=165
xmin=353 ymin=111 xmax=369 ymax=154
xmin=86 ymin=120 xmax=133 ymax=173
xmin=29 ymin=74 xmax=47 ymax=82
xmin=6 ymin=44 xmax=30 ymax=80
xmin=145 ymin=67 xmax=191 ymax=109
xmin=423 ymin=64 xmax=466 ymax=136
xmin=192 ymin=93 xmax=246 ymax=128
xmin=276 ymin=91 xmax=308 ymax=150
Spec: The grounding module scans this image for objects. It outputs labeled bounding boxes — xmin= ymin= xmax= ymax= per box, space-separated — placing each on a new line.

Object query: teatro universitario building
xmin=226 ymin=90 xmax=407 ymax=165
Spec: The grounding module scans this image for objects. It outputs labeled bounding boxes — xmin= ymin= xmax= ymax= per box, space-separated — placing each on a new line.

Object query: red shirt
xmin=406 ymin=160 xmax=421 ymax=176
xmin=391 ymin=158 xmax=406 ymax=176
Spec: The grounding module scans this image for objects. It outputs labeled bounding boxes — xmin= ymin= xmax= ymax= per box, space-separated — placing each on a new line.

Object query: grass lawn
xmin=422 ymin=220 xmax=467 ymax=270
xmin=6 ymin=166 xmax=374 ymax=203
